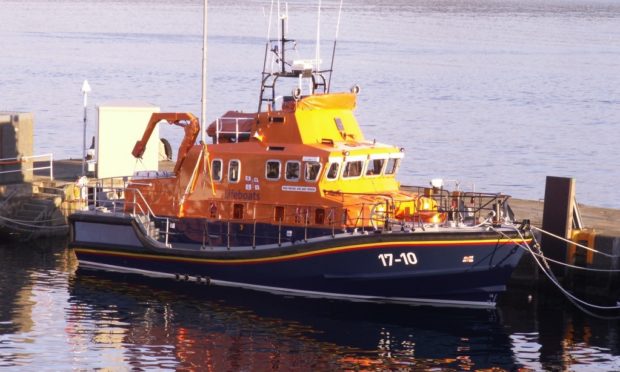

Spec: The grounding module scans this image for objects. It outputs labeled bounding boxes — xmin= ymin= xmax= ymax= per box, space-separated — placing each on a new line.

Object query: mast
xmin=80 ymin=80 xmax=91 ymax=177
xmin=315 ymin=0 xmax=321 ymax=74
xmin=201 ymin=0 xmax=207 ymax=144
xmin=281 ymin=15 xmax=286 ymax=74
xmin=257 ymin=2 xmax=334 ymax=112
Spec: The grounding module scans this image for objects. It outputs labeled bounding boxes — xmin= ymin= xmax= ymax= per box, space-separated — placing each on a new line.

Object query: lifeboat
xmin=68 ymin=6 xmax=531 ymax=308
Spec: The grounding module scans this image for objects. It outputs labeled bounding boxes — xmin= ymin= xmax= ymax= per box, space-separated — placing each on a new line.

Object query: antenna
xmin=315 ymin=0 xmax=322 ymax=73
xmin=277 ymin=0 xmax=281 ymax=42
xmin=280 ymin=5 xmax=287 ymax=74
xmin=258 ymin=1 xmax=332 ymax=111
xmin=266 ymin=0 xmax=274 ymax=42
xmin=327 ymin=0 xmax=344 ymax=92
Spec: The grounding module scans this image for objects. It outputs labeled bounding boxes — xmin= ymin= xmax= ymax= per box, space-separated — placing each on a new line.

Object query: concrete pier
xmin=509 ymin=198 xmax=620 ymax=236
xmin=509 ymin=191 xmax=620 ymax=301
xmin=0 ymin=112 xmax=33 ymax=183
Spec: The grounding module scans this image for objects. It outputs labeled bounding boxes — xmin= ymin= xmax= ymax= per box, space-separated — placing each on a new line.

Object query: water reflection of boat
xmin=69 ymin=269 xmax=519 ymax=370
xmin=68 ymin=4 xmax=531 ymax=308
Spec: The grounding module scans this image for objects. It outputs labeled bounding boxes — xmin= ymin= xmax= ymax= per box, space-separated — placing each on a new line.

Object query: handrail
xmin=125 ymin=186 xmax=173 ymax=246
xmin=117 ymin=191 xmax=509 ymax=230
xmin=214 ymin=117 xmax=251 ymax=144
xmin=0 ymin=153 xmax=54 ymax=180
xmin=125 ymin=187 xmax=162 ymax=219
xmin=86 ymin=178 xmax=514 ymax=249
xmin=92 ymin=176 xmax=129 ymax=213
xmin=89 ymin=178 xmax=171 ymax=246
xmin=403 ymin=185 xmax=510 ymax=220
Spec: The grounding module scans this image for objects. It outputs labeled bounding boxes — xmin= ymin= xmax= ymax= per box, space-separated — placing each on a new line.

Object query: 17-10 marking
xmin=378 ymin=252 xmax=418 ymax=267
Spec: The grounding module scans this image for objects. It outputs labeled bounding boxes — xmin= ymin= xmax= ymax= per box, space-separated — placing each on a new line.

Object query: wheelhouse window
xmin=211 ymin=159 xmax=223 ymax=181
xmin=326 ymin=162 xmax=340 ymax=180
xmin=285 ymin=161 xmax=300 ymax=181
xmin=342 ymin=160 xmax=363 ymax=178
xmin=385 ymin=158 xmax=400 ymax=176
xmin=365 ymin=158 xmax=385 ymax=177
xmin=228 ymin=160 xmax=241 ymax=183
xmin=304 ymin=161 xmax=321 ymax=182
xmin=266 ymin=160 xmax=281 ymax=180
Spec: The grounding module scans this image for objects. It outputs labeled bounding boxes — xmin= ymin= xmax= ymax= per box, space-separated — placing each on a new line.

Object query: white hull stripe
xmin=78 ymin=260 xmax=497 ymax=309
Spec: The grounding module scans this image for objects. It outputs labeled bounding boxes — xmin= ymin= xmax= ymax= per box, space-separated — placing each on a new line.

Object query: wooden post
xmin=541 ymin=176 xmax=575 ymax=278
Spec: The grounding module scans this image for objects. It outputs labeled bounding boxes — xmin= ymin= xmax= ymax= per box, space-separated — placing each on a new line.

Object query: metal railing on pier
xmin=0 ymin=153 xmax=54 ymax=180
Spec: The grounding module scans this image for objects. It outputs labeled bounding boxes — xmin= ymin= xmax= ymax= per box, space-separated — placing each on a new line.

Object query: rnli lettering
xmin=378 ymin=252 xmax=418 ymax=267
xmin=225 ymin=190 xmax=260 ymax=201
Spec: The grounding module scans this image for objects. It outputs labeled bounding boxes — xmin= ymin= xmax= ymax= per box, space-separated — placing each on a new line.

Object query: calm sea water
xmin=1 ymin=2 xmax=620 ymax=369
xmin=0 ymin=0 xmax=619 ymax=208
xmin=2 ymin=239 xmax=620 ymax=371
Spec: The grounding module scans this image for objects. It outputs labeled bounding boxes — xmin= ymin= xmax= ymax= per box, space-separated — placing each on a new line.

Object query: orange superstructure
xmin=126 ymin=91 xmax=438 ymax=233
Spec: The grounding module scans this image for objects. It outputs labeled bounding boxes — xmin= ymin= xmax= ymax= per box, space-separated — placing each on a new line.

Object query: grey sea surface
xmin=0 ymin=0 xmax=618 ymax=207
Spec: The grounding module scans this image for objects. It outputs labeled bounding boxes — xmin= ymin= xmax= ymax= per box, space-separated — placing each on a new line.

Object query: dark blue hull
xmin=69 ymin=212 xmax=529 ymax=308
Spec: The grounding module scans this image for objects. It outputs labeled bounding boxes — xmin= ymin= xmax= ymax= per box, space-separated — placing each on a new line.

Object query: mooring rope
xmin=523 ymin=249 xmax=620 ymax=273
xmin=531 ymin=225 xmax=620 ymax=259
xmin=493 ymin=224 xmax=620 ymax=273
xmin=493 ymin=224 xmax=620 ymax=311
xmin=0 ymin=215 xmax=67 ymax=230
xmin=0 ymin=215 xmax=67 ymax=224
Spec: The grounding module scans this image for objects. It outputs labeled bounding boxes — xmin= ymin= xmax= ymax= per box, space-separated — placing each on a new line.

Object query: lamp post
xmin=81 ymin=80 xmax=91 ymax=176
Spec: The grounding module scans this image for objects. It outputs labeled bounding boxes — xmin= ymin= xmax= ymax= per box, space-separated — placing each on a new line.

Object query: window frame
xmin=342 ymin=158 xmax=365 ymax=179
xmin=304 ymin=161 xmax=322 ymax=182
xmin=364 ymin=157 xmax=386 ymax=178
xmin=265 ymin=159 xmax=281 ymax=181
xmin=285 ymin=160 xmax=301 ymax=182
xmin=211 ymin=158 xmax=223 ymax=182
xmin=325 ymin=160 xmax=341 ymax=181
xmin=384 ymin=155 xmax=402 ymax=176
xmin=228 ymin=159 xmax=241 ymax=183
